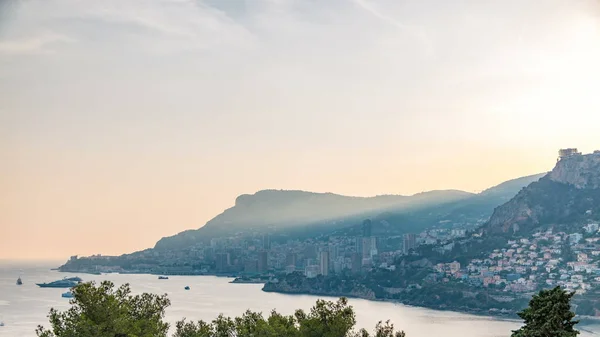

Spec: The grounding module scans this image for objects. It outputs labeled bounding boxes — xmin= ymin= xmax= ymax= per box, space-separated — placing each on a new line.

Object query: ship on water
xmin=37 ymin=277 xmax=82 ymax=288
xmin=16 ymin=277 xmax=22 ymax=285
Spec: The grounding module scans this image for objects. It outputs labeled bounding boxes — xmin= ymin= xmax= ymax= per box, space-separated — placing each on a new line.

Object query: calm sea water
xmin=0 ymin=261 xmax=598 ymax=337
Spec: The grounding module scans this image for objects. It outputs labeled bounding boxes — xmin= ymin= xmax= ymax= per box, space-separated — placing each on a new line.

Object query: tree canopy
xmin=36 ymin=281 xmax=170 ymax=337
xmin=511 ymin=286 xmax=579 ymax=337
xmin=37 ymin=281 xmax=405 ymax=337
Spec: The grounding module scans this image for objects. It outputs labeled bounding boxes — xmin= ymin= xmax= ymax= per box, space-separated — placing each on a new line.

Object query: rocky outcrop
xmin=485 ymin=152 xmax=600 ymax=234
xmin=549 ymin=152 xmax=600 ymax=189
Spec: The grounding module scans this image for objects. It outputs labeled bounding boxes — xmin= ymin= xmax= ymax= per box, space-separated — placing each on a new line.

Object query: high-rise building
xmin=319 ymin=251 xmax=329 ymax=276
xmin=361 ymin=237 xmax=371 ymax=259
xmin=258 ymin=250 xmax=268 ymax=273
xmin=403 ymin=233 xmax=416 ymax=254
xmin=215 ymin=253 xmax=230 ymax=272
xmin=262 ymin=234 xmax=271 ymax=250
xmin=362 ymin=219 xmax=372 ymax=237
xmin=369 ymin=236 xmax=378 ymax=257
xmin=351 ymin=253 xmax=362 ymax=274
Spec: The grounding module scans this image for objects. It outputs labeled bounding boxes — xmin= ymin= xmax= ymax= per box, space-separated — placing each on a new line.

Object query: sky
xmin=1 ymin=0 xmax=599 ymax=260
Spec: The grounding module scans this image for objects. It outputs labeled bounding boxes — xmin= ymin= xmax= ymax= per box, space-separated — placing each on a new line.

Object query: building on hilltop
xmin=558 ymin=148 xmax=582 ymax=161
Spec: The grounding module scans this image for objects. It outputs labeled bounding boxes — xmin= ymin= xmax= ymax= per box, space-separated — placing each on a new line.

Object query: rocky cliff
xmin=485 ymin=152 xmax=600 ymax=234
xmin=549 ymin=152 xmax=600 ymax=189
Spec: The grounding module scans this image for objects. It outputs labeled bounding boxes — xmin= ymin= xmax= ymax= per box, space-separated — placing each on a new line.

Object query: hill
xmin=154 ymin=189 xmax=473 ymax=250
xmin=368 ymin=173 xmax=546 ymax=235
xmin=153 ymin=173 xmax=547 ymax=251
xmin=417 ymin=152 xmax=600 ymax=265
xmin=484 ymin=152 xmax=600 ymax=235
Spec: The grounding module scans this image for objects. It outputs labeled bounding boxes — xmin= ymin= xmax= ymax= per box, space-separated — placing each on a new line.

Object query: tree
xmin=511 ymin=286 xmax=579 ymax=337
xmin=36 ymin=281 xmax=170 ymax=337
xmin=37 ymin=282 xmax=406 ymax=337
xmin=353 ymin=321 xmax=406 ymax=337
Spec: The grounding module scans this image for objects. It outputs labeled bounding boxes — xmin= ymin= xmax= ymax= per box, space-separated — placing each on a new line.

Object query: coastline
xmin=261 ymin=286 xmax=518 ymax=319
xmin=56 ymin=268 xmax=600 ymax=325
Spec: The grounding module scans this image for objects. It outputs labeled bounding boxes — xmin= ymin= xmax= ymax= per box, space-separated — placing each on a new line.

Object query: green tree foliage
xmin=175 ymin=297 xmax=405 ymax=337
xmin=37 ymin=282 xmax=406 ymax=337
xmin=36 ymin=281 xmax=170 ymax=337
xmin=511 ymin=286 xmax=579 ymax=337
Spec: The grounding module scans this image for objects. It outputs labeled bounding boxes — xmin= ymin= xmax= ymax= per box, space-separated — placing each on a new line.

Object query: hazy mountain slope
xmin=153 ymin=189 xmax=473 ymax=250
xmin=370 ymin=173 xmax=546 ymax=234
xmin=152 ymin=172 xmax=549 ymax=251
xmin=479 ymin=173 xmax=547 ymax=199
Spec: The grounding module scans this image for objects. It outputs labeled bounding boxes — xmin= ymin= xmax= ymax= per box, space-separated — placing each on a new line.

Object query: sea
xmin=0 ymin=261 xmax=598 ymax=337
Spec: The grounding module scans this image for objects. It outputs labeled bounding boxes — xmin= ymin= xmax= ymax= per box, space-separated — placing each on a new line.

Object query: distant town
xmin=61 ymin=148 xmax=600 ymax=316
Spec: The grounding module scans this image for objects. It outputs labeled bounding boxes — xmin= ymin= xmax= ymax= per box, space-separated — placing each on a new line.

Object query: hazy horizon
xmin=1 ymin=0 xmax=599 ymax=260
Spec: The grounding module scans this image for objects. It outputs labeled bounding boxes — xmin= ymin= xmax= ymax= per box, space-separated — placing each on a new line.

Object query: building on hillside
xmin=403 ymin=233 xmax=416 ymax=254
xmin=362 ymin=219 xmax=372 ymax=237
xmin=215 ymin=253 xmax=230 ymax=272
xmin=305 ymin=265 xmax=320 ymax=278
xmin=351 ymin=253 xmax=362 ymax=274
xmin=258 ymin=250 xmax=268 ymax=273
xmin=369 ymin=236 xmax=378 ymax=257
xmin=262 ymin=234 xmax=271 ymax=250
xmin=449 ymin=261 xmax=461 ymax=274
xmin=584 ymin=223 xmax=599 ymax=233
xmin=362 ymin=237 xmax=372 ymax=259
xmin=570 ymin=233 xmax=583 ymax=244
xmin=319 ymin=251 xmax=329 ymax=276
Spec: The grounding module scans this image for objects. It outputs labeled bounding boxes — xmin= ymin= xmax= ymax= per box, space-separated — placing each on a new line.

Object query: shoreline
xmin=261 ymin=287 xmax=517 ymax=319
xmin=56 ymin=268 xmax=600 ymax=325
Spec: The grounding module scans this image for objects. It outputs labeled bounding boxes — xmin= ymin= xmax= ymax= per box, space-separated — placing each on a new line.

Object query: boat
xmin=184 ymin=286 xmax=190 ymax=290
xmin=36 ymin=279 xmax=79 ymax=288
xmin=62 ymin=291 xmax=74 ymax=298
xmin=0 ymin=322 xmax=4 ymax=327
xmin=16 ymin=277 xmax=22 ymax=285
xmin=158 ymin=276 xmax=169 ymax=280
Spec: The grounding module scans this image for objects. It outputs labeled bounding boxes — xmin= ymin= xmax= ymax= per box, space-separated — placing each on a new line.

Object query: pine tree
xmin=511 ymin=286 xmax=579 ymax=337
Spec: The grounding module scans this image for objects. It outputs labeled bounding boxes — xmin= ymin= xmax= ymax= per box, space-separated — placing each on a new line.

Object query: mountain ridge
xmin=154 ymin=189 xmax=473 ymax=250
xmin=153 ymin=174 xmax=544 ymax=250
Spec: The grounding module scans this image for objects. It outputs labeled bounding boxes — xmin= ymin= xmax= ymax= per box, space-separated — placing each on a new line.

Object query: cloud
xmin=351 ymin=0 xmax=434 ymax=56
xmin=0 ymin=32 xmax=74 ymax=55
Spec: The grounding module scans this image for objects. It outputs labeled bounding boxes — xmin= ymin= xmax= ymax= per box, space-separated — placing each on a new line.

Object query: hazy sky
xmin=1 ymin=0 xmax=599 ymax=260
